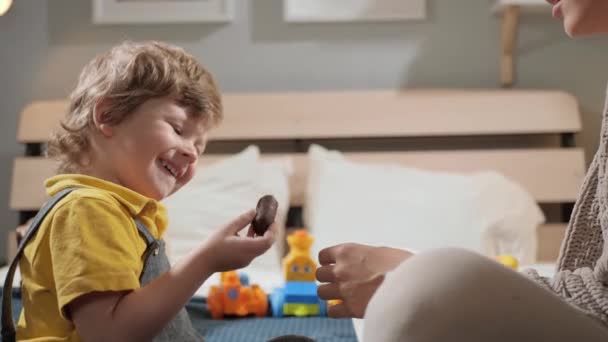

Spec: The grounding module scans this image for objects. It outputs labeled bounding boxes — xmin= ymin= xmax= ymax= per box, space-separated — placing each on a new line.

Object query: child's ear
xmin=93 ymin=100 xmax=113 ymax=137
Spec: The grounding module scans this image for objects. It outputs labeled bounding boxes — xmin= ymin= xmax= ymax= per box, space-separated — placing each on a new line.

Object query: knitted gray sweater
xmin=524 ymin=93 xmax=608 ymax=325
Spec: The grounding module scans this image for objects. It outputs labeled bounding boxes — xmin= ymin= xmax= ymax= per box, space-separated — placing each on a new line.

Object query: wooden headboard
xmin=10 ymin=89 xmax=585 ymax=263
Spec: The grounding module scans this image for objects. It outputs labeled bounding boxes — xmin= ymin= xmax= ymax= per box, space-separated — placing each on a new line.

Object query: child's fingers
xmin=263 ymin=222 xmax=277 ymax=241
xmin=234 ymin=231 xmax=275 ymax=256
xmin=249 ymin=220 xmax=277 ymax=238
xmin=223 ymin=209 xmax=256 ymax=236
xmin=246 ymin=225 xmax=255 ymax=238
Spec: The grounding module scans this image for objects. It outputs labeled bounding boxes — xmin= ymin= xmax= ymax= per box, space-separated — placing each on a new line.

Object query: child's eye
xmin=172 ymin=125 xmax=183 ymax=135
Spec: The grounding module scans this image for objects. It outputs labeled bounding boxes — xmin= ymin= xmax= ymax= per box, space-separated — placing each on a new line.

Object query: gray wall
xmin=1 ymin=0 xmax=607 ymax=263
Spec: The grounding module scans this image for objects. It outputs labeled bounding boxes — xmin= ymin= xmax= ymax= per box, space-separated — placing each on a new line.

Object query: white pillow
xmin=162 ymin=146 xmax=292 ymax=296
xmin=304 ymin=145 xmax=545 ymax=265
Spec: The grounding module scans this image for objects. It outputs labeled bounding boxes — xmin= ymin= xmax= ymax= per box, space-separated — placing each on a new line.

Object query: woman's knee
xmin=364 ymin=248 xmax=501 ymax=341
xmin=388 ymin=247 xmax=496 ymax=294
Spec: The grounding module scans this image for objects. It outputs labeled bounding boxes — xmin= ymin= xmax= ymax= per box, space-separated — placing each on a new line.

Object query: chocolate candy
xmin=252 ymin=195 xmax=278 ymax=236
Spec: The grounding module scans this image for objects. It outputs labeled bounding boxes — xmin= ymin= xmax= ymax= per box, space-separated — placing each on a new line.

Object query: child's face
xmin=103 ymin=97 xmax=208 ymax=200
xmin=547 ymin=0 xmax=608 ymax=37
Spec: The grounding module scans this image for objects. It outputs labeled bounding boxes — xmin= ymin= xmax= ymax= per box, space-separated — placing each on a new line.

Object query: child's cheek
xmin=183 ymin=165 xmax=196 ymax=185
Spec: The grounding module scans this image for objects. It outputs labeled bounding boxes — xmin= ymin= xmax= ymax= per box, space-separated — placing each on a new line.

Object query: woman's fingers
xmin=318 ymin=245 xmax=339 ymax=265
xmin=316 ymin=265 xmax=336 ymax=283
xmin=327 ymin=302 xmax=352 ymax=318
xmin=317 ymin=283 xmax=342 ymax=301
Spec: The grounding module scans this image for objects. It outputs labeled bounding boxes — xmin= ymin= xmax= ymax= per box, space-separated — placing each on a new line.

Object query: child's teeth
xmin=161 ymin=160 xmax=177 ymax=177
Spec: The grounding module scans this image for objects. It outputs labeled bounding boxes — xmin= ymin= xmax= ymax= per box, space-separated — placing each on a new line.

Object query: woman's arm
xmin=523 ymin=266 xmax=608 ymax=321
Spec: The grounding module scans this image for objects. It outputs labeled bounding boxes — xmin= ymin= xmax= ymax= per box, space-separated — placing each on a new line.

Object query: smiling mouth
xmin=158 ymin=159 xmax=178 ymax=178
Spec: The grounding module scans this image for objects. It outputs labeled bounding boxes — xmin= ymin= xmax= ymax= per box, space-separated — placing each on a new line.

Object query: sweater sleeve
xmin=523 ymin=267 xmax=608 ymax=323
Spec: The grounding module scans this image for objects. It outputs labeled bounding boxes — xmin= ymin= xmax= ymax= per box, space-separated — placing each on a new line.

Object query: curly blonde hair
xmin=47 ymin=41 xmax=223 ymax=173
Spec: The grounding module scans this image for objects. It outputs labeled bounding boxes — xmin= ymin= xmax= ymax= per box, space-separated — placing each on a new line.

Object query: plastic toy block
xmin=207 ymin=271 xmax=268 ymax=319
xmin=283 ymin=230 xmax=317 ymax=282
xmin=496 ymin=255 xmax=519 ymax=270
xmin=284 ymin=281 xmax=319 ymax=304
xmin=284 ymin=303 xmax=320 ymax=317
xmin=270 ymin=230 xmax=328 ymax=317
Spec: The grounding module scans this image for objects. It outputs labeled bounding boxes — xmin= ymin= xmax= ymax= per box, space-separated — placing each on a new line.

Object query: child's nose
xmin=180 ymin=145 xmax=197 ymax=163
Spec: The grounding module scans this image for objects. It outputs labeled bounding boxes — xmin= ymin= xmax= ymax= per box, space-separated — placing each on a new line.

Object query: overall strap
xmin=134 ymin=219 xmax=156 ymax=246
xmin=1 ymin=188 xmax=77 ymax=342
xmin=134 ymin=219 xmax=163 ymax=284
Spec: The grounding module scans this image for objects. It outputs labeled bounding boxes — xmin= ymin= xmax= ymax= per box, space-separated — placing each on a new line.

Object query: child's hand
xmin=202 ymin=209 xmax=276 ymax=272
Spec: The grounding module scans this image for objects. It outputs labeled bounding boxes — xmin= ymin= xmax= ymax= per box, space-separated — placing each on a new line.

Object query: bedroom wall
xmin=1 ymin=0 xmax=607 ymax=263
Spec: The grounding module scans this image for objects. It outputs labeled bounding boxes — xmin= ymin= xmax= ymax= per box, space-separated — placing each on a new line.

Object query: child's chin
xmin=563 ymin=16 xmax=596 ymax=37
xmin=143 ymin=186 xmax=167 ymax=201
xmin=160 ymin=190 xmax=175 ymax=199
xmin=158 ymin=185 xmax=180 ymax=200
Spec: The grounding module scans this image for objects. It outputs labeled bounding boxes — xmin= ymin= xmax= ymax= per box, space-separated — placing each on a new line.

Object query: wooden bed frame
xmin=8 ymin=89 xmax=585 ymax=264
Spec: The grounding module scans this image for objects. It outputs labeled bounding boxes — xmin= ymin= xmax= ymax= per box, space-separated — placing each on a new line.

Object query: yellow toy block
xmin=284 ymin=303 xmax=320 ymax=317
xmin=284 ymin=230 xmax=317 ymax=282
xmin=328 ymin=299 xmax=342 ymax=306
xmin=496 ymin=254 xmax=519 ymax=270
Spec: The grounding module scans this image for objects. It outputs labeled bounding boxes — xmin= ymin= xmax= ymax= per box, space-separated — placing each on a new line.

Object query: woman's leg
xmin=363 ymin=248 xmax=608 ymax=342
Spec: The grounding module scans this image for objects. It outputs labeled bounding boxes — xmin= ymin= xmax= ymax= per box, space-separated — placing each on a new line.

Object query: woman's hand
xmin=201 ymin=209 xmax=276 ymax=272
xmin=316 ymin=243 xmax=412 ymax=318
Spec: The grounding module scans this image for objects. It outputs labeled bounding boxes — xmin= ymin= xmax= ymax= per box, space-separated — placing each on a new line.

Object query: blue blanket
xmin=2 ymin=290 xmax=357 ymax=342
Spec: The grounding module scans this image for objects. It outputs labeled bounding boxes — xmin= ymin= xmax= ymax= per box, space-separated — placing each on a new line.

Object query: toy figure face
xmin=286 ymin=256 xmax=317 ymax=282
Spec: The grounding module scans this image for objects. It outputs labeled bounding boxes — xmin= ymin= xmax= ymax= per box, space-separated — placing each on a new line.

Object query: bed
xmin=4 ymin=89 xmax=585 ymax=341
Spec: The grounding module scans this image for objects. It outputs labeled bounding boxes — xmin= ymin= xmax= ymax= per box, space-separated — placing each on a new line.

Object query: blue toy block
xmin=271 ymin=287 xmax=285 ymax=318
xmin=319 ymin=299 xmax=327 ymax=317
xmin=239 ymin=273 xmax=250 ymax=287
xmin=284 ymin=282 xmax=319 ymax=304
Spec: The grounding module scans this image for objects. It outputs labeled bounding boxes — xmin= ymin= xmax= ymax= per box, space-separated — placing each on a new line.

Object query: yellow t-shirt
xmin=16 ymin=174 xmax=168 ymax=341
